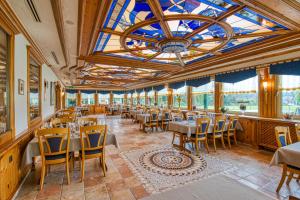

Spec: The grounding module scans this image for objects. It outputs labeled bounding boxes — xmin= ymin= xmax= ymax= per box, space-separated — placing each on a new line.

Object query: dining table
xmin=136 ymin=113 xmax=163 ymax=131
xmin=168 ymin=119 xmax=243 ymax=150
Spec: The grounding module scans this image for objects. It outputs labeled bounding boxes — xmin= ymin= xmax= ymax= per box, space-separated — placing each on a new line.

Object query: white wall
xmin=14 ymin=34 xmax=29 ymax=136
xmin=14 ymin=34 xmax=61 ymax=136
xmin=41 ymin=64 xmax=59 ymax=120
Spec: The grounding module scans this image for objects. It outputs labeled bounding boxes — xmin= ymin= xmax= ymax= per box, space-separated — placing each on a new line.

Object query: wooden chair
xmin=51 ymin=117 xmax=73 ymax=128
xmin=223 ymin=116 xmax=238 ymax=149
xmin=78 ymin=117 xmax=98 ymax=127
xmin=171 ymin=112 xmax=184 ymax=145
xmin=275 ymin=126 xmax=292 ymax=147
xmin=185 ymin=117 xmax=210 ymax=155
xmin=144 ymin=111 xmax=159 ymax=132
xmin=37 ymin=128 xmax=72 ymax=190
xmin=186 ymin=111 xmax=196 ymax=121
xmin=80 ymin=125 xmax=107 ymax=181
xmin=160 ymin=111 xmax=171 ymax=131
xmin=295 ymin=124 xmax=300 ymax=142
xmin=210 ymin=116 xmax=226 ymax=151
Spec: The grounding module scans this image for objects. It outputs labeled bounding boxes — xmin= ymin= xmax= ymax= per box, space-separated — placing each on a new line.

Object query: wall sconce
xmin=262 ymin=81 xmax=268 ymax=92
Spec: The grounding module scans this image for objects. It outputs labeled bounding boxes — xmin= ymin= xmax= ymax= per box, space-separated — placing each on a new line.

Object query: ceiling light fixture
xmin=157 ymin=39 xmax=191 ymax=53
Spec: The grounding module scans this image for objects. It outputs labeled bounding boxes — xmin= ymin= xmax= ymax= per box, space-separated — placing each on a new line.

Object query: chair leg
xmin=286 ymin=172 xmax=294 ymax=185
xmin=40 ymin=164 xmax=46 ymax=190
xmin=233 ymin=133 xmax=237 ymax=145
xmin=221 ymin=136 xmax=226 ymax=149
xmin=172 ymin=132 xmax=175 ymax=144
xmin=228 ymin=135 xmax=231 ymax=149
xmin=276 ymin=164 xmax=287 ymax=192
xmin=102 ymin=155 xmax=106 ymax=177
xmin=213 ymin=138 xmax=217 ymax=152
xmin=66 ymin=161 xmax=70 ymax=185
xmin=195 ymin=140 xmax=199 ymax=156
xmin=205 ymin=139 xmax=210 ymax=154
xmin=81 ymin=159 xmax=85 ymax=182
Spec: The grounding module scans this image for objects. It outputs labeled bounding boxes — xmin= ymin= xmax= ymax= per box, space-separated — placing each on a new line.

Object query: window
xmin=29 ymin=58 xmax=40 ymax=121
xmin=192 ymin=81 xmax=214 ymax=110
xmin=113 ymin=94 xmax=124 ymax=105
xmin=0 ymin=27 xmax=10 ymax=134
xmin=132 ymin=93 xmax=137 ymax=106
xmin=147 ymin=90 xmax=155 ymax=106
xmin=222 ymin=76 xmax=258 ymax=113
xmin=139 ymin=92 xmax=145 ymax=105
xmin=173 ymin=86 xmax=187 ymax=108
xmin=66 ymin=92 xmax=77 ymax=108
xmin=279 ymin=75 xmax=300 ymax=115
xmin=158 ymin=88 xmax=168 ymax=107
xmin=81 ymin=93 xmax=95 ymax=105
xmin=98 ymin=93 xmax=110 ymax=104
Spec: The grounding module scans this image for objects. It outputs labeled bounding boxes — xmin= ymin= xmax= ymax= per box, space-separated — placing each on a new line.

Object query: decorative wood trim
xmin=282 ymin=0 xmax=300 ymax=12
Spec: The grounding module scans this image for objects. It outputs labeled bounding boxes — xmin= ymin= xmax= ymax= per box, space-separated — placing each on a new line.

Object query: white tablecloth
xmin=270 ymin=142 xmax=300 ymax=168
xmin=136 ymin=113 xmax=162 ymax=124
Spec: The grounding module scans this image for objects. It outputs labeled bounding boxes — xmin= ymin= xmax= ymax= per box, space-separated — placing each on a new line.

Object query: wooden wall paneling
xmin=237 ymin=117 xmax=258 ymax=147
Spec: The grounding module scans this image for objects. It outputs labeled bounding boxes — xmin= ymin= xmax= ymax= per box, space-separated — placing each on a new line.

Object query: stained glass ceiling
xmin=94 ymin=0 xmax=289 ymax=66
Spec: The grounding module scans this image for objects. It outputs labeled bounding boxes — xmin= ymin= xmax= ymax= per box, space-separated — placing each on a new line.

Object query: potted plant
xmin=176 ymin=94 xmax=182 ymax=110
xmin=237 ymin=100 xmax=249 ymax=115
xmin=220 ymin=106 xmax=228 ymax=114
xmin=283 ymin=113 xmax=293 ymax=120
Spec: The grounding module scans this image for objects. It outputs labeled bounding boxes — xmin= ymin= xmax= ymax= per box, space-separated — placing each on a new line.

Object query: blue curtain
xmin=215 ymin=68 xmax=257 ymax=83
xmin=66 ymin=89 xmax=77 ymax=94
xmin=113 ymin=91 xmax=124 ymax=95
xmin=186 ymin=76 xmax=210 ymax=87
xmin=128 ymin=90 xmax=135 ymax=94
xmin=270 ymin=60 xmax=300 ymax=76
xmin=81 ymin=90 xmax=96 ymax=94
xmin=136 ymin=88 xmax=144 ymax=94
xmin=98 ymin=90 xmax=110 ymax=95
xmin=144 ymin=87 xmax=153 ymax=92
xmin=153 ymin=85 xmax=165 ymax=92
xmin=169 ymin=81 xmax=186 ymax=89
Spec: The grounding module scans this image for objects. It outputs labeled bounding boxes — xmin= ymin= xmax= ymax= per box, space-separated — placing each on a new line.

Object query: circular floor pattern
xmin=139 ymin=147 xmax=207 ymax=176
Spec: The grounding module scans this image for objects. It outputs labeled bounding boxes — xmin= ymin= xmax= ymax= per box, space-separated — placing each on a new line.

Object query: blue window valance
xmin=169 ymin=81 xmax=186 ymax=89
xmin=66 ymin=89 xmax=77 ymax=94
xmin=128 ymin=90 xmax=135 ymax=94
xmin=153 ymin=85 xmax=165 ymax=92
xmin=270 ymin=60 xmax=300 ymax=76
xmin=144 ymin=87 xmax=153 ymax=92
xmin=81 ymin=90 xmax=96 ymax=94
xmin=136 ymin=88 xmax=144 ymax=94
xmin=98 ymin=90 xmax=110 ymax=95
xmin=215 ymin=68 xmax=257 ymax=83
xmin=30 ymin=88 xmax=38 ymax=93
xmin=113 ymin=91 xmax=124 ymax=95
xmin=186 ymin=76 xmax=210 ymax=87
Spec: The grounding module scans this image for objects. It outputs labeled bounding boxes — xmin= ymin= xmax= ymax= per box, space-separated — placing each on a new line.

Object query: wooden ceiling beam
xmin=78 ymin=76 xmax=140 ymax=83
xmin=143 ymin=52 xmax=162 ymax=62
xmin=101 ymin=28 xmax=158 ymax=43
xmin=97 ymin=46 xmax=155 ymax=54
xmin=175 ymin=53 xmax=185 ymax=67
xmin=78 ymin=54 xmax=182 ymax=71
xmin=185 ymin=5 xmax=245 ymax=39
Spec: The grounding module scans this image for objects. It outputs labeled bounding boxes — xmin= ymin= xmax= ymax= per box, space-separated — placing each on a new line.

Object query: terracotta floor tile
xmin=130 ymin=185 xmax=150 ymax=199
xmin=109 ymin=189 xmax=135 ymax=200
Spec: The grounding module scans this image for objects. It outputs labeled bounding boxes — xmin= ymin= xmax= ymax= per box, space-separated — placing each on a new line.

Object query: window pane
xmin=158 ymin=88 xmax=168 ymax=107
xmin=192 ymin=81 xmax=214 ymax=110
xmin=81 ymin=93 xmax=95 ymax=105
xmin=29 ymin=59 xmax=40 ymax=120
xmin=98 ymin=94 xmax=110 ymax=104
xmin=173 ymin=86 xmax=187 ymax=108
xmin=280 ymin=75 xmax=300 ymax=115
xmin=147 ymin=91 xmax=155 ymax=106
xmin=223 ymin=76 xmax=258 ymax=112
xmin=113 ymin=94 xmax=124 ymax=105
xmin=0 ymin=27 xmax=9 ymax=134
xmin=132 ymin=93 xmax=137 ymax=106
xmin=66 ymin=93 xmax=77 ymax=107
xmin=139 ymin=92 xmax=145 ymax=105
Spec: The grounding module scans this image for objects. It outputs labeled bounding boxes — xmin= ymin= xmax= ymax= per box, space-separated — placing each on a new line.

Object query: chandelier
xmin=157 ymin=39 xmax=191 ymax=53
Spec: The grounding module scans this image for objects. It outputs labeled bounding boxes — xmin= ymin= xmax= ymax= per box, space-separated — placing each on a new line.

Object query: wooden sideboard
xmin=237 ymin=115 xmax=299 ymax=150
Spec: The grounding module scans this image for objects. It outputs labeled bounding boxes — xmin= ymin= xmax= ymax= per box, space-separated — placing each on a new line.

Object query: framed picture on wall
xmin=18 ymin=79 xmax=24 ymax=95
xmin=50 ymin=82 xmax=56 ymax=105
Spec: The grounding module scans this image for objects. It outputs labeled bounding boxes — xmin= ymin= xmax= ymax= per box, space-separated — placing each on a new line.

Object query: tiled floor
xmin=15 ymin=116 xmax=300 ymax=200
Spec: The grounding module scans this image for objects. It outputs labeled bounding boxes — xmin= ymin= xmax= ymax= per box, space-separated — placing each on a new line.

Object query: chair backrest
xmin=150 ymin=111 xmax=159 ymax=121
xmin=171 ymin=112 xmax=183 ymax=122
xmin=275 ymin=126 xmax=292 ymax=147
xmin=186 ymin=112 xmax=196 ymax=121
xmin=228 ymin=117 xmax=239 ymax=131
xmin=214 ymin=116 xmax=226 ymax=132
xmin=295 ymin=124 xmax=300 ymax=142
xmin=51 ymin=117 xmax=73 ymax=128
xmin=37 ymin=128 xmax=70 ymax=157
xmin=162 ymin=111 xmax=170 ymax=121
xmin=80 ymin=125 xmax=107 ymax=152
xmin=78 ymin=117 xmax=97 ymax=127
xmin=196 ymin=118 xmax=210 ymax=136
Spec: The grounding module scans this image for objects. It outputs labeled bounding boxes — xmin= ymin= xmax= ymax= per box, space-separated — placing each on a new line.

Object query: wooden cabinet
xmin=0 ymin=146 xmax=20 ymax=200
xmin=237 ymin=117 xmax=258 ymax=148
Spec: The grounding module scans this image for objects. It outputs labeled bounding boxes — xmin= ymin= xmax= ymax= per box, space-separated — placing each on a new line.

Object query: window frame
xmin=65 ymin=92 xmax=77 ymax=108
xmin=191 ymin=81 xmax=215 ymax=111
xmin=81 ymin=92 xmax=95 ymax=105
xmin=27 ymin=46 xmax=42 ymax=128
xmin=0 ymin=20 xmax=15 ymax=146
xmin=172 ymin=86 xmax=188 ymax=109
xmin=98 ymin=93 xmax=110 ymax=105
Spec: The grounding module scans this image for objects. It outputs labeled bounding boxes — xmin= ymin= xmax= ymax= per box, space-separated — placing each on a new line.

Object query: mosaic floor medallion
xmin=121 ymin=145 xmax=234 ymax=193
xmin=139 ymin=148 xmax=207 ymax=176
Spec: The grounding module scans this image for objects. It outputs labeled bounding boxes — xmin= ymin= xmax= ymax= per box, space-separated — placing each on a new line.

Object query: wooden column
xmin=214 ymin=82 xmax=222 ymax=113
xmin=167 ymin=88 xmax=173 ymax=108
xmin=110 ymin=93 xmax=113 ymax=105
xmin=145 ymin=92 xmax=148 ymax=105
xmin=155 ymin=91 xmax=158 ymax=104
xmin=62 ymin=90 xmax=66 ymax=109
xmin=95 ymin=93 xmax=98 ymax=105
xmin=124 ymin=94 xmax=128 ymax=105
xmin=258 ymin=67 xmax=277 ymax=118
xmin=77 ymin=91 xmax=81 ymax=106
xmin=187 ymin=86 xmax=192 ymax=110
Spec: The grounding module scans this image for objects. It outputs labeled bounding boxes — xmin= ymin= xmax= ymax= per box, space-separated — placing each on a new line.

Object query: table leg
xmin=276 ymin=164 xmax=287 ymax=192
